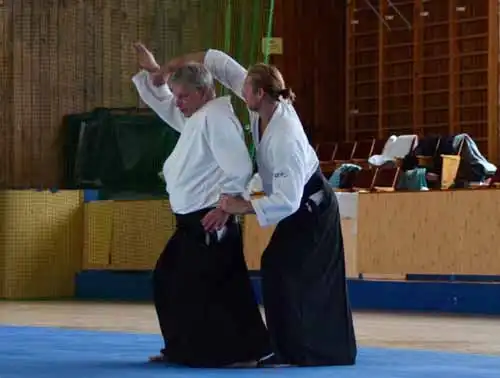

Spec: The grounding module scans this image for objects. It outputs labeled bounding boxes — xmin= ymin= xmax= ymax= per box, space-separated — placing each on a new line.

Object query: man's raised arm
xmin=160 ymin=49 xmax=248 ymax=103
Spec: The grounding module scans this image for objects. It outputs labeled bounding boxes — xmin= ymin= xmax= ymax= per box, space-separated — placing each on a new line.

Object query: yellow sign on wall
xmin=261 ymin=37 xmax=283 ymax=55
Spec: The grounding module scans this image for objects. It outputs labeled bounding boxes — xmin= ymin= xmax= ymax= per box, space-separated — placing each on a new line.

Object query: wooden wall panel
xmin=272 ymin=0 xmax=346 ymax=143
xmin=357 ymin=190 xmax=500 ymax=276
xmin=0 ymin=4 xmax=13 ymax=186
xmin=346 ymin=0 xmax=380 ymax=141
xmin=346 ymin=0 xmax=499 ymax=162
xmin=0 ymin=0 xmax=269 ymax=188
xmin=383 ymin=0 xmax=414 ymax=137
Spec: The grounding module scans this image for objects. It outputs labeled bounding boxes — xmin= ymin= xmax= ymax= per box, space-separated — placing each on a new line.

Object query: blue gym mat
xmin=1 ymin=325 xmax=499 ymax=377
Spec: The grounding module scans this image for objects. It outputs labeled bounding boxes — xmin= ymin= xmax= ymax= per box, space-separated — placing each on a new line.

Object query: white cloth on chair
xmin=368 ymin=134 xmax=418 ymax=166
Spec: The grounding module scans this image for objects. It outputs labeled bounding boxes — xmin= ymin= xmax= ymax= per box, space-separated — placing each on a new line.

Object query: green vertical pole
xmin=222 ymin=0 xmax=232 ymax=96
xmin=247 ymin=0 xmax=276 ymax=161
xmin=235 ymin=2 xmax=246 ymax=67
xmin=203 ymin=1 xmax=215 ymax=50
xmin=249 ymin=0 xmax=261 ymax=64
xmin=234 ymin=1 xmax=249 ymax=127
xmin=246 ymin=0 xmax=263 ymax=161
xmin=263 ymin=0 xmax=275 ymax=64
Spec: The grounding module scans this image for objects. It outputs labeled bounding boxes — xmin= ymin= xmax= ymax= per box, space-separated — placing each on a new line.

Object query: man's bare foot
xmin=224 ymin=360 xmax=259 ymax=368
xmin=256 ymin=354 xmax=293 ymax=368
xmin=148 ymin=354 xmax=168 ymax=363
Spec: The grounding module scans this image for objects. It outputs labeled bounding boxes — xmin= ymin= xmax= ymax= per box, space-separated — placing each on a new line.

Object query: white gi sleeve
xmin=204 ymin=49 xmax=247 ymax=102
xmin=251 ymin=141 xmax=307 ymax=227
xmin=205 ymin=110 xmax=253 ymax=195
xmin=132 ymin=70 xmax=185 ymax=132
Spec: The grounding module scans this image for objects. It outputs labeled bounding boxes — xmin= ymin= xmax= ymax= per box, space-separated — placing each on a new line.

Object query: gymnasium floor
xmin=2 ymin=301 xmax=500 ymax=377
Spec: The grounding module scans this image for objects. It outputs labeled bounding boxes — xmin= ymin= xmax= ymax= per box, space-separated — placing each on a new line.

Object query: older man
xmin=131 ymin=43 xmax=270 ymax=368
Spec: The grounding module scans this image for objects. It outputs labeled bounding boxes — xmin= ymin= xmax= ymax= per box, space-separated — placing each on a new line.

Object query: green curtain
xmin=222 ymin=0 xmax=275 ymax=161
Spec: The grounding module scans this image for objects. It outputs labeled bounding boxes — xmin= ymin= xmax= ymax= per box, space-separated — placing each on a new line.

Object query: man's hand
xmin=149 ymin=51 xmax=206 ymax=87
xmin=151 ymin=71 xmax=168 ymax=87
xmin=201 ymin=208 xmax=230 ymax=232
xmin=148 ymin=58 xmax=185 ymax=87
xmin=133 ymin=42 xmax=160 ymax=73
xmin=161 ymin=57 xmax=185 ymax=75
xmin=219 ymin=194 xmax=254 ymax=215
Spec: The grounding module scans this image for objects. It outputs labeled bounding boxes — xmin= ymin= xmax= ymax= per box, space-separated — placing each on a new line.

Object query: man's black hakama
xmin=153 ymin=209 xmax=271 ymax=367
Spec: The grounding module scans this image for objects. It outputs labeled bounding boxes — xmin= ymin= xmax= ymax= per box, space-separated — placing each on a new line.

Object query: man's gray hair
xmin=168 ymin=62 xmax=215 ymax=92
